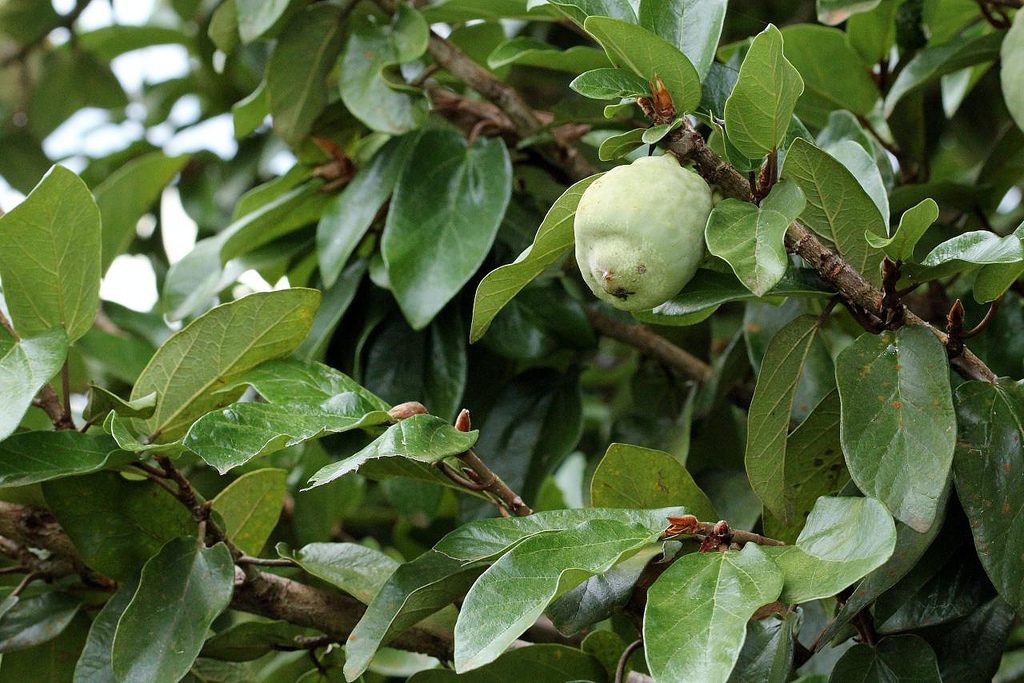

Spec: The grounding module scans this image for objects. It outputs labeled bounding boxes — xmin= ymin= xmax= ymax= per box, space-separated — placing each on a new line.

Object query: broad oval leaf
xmin=487 ymin=37 xmax=610 ymax=72
xmin=782 ymin=138 xmax=885 ymax=286
xmin=42 ymin=471 xmax=196 ymax=581
xmin=454 ymin=518 xmax=659 ymax=672
xmin=0 ymin=591 xmax=81 ymax=652
xmin=762 ymin=496 xmax=896 ymax=604
xmin=724 ymin=24 xmax=804 ymax=158
xmin=0 ymin=326 xmax=67 ymax=441
xmin=0 ymin=165 xmax=100 ymax=342
xmin=706 ymin=180 xmax=805 ymax=297
xmin=266 ymin=5 xmax=345 ymax=145
xmin=200 ymin=620 xmax=317 ymax=662
xmin=236 ymin=0 xmax=292 ymax=42
xmin=409 ymin=644 xmax=607 ymax=683
xmin=570 ymin=68 xmax=650 ymax=99
xmin=0 ymin=431 xmax=131 ymax=487
xmin=470 ymin=174 xmax=600 ymax=343
xmin=112 ymin=538 xmax=234 ymax=682
xmin=591 ymin=443 xmax=716 ymax=520
xmin=644 ymin=544 xmax=784 ymax=683
xmin=583 ymin=16 xmax=701 ymax=114
xmin=74 ymin=578 xmax=137 ymax=682
xmin=210 ymin=468 xmax=286 ymax=555
xmin=304 ymin=414 xmax=479 ymax=489
xmin=728 ymin=611 xmax=799 ymax=683
xmin=920 ymin=230 xmax=1024 ymax=267
xmin=816 ymin=0 xmax=881 ymax=24
xmin=953 ymin=379 xmax=1024 ymax=611
xmin=130 ymin=289 xmax=320 ymax=444
xmin=835 ymin=325 xmax=956 ymax=532
xmin=865 ymin=198 xmax=939 ymax=262
xmin=383 ymin=131 xmax=512 ymax=330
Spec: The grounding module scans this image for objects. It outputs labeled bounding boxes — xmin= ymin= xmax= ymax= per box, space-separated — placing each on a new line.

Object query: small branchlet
xmin=664 ymin=515 xmax=785 ymax=550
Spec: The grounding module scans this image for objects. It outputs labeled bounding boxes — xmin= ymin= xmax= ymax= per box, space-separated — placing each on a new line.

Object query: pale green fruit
xmin=574 ymin=154 xmax=712 ymax=311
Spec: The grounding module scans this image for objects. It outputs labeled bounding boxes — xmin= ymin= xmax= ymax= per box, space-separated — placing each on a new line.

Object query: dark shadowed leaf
xmin=74 ymin=578 xmax=138 ymax=682
xmin=0 ymin=431 xmax=131 ymax=487
xmin=728 ymin=611 xmax=799 ymax=683
xmin=0 ymin=591 xmax=81 ymax=652
xmin=829 ymin=634 xmax=940 ymax=682
xmin=200 ymin=621 xmax=317 ymax=662
xmin=409 ymin=644 xmax=607 ymax=682
xmin=211 ymin=468 xmax=287 ymax=555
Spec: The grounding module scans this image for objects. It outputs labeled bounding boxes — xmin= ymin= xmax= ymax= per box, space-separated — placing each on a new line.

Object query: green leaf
xmin=865 ymin=198 xmax=939 ymax=261
xmin=638 ymin=268 xmax=832 ymax=325
xmin=183 ymin=359 xmax=391 ymax=472
xmin=0 ymin=165 xmax=100 ymax=342
xmin=1003 ymin=11 xmax=1024 ymax=134
xmin=236 ymin=0 xmax=291 ymax=42
xmin=816 ymin=0 xmax=881 ymax=24
xmin=762 ymin=496 xmax=896 ymax=603
xmin=847 ymin=0 xmax=898 ymax=64
xmin=210 ymin=468 xmax=286 ymax=555
xmin=598 ymin=127 xmax=646 ymax=160
xmin=953 ymin=379 xmax=1024 ymax=611
xmin=724 ymin=24 xmax=804 ymax=158
xmin=0 ymin=326 xmax=67 ymax=441
xmin=297 ymin=260 xmax=367 ymax=360
xmin=921 ymin=230 xmax=1024 ymax=267
xmin=278 ymin=542 xmax=399 ymax=604
xmin=0 ymin=431 xmax=131 ymax=487
xmin=42 ymin=471 xmax=196 ymax=581
xmin=779 ymin=25 xmax=879 ymax=127
xmin=745 ymin=315 xmax=822 ymax=520
xmin=830 ymin=634 xmax=941 ymax=682
xmin=706 ymin=180 xmax=805 ymax=297
xmin=232 ymin=81 xmax=268 ymax=139
xmin=27 ymin=49 xmax=127 ymax=137
xmin=422 ymin=0 xmax=554 ymax=22
xmin=434 ymin=506 xmax=681 ymax=563
xmin=781 ymin=138 xmax=885 ymax=286
xmin=470 ymin=175 xmax=601 ymax=343
xmin=130 ymin=289 xmax=320 ymax=444
xmin=317 ymin=134 xmax=416 ymax=287
xmin=0 ymin=591 xmax=81 ymax=652
xmin=207 ymin=0 xmax=239 ymax=52
xmin=344 ymin=550 xmax=480 ymax=680
xmin=973 ymin=222 xmax=1024 ymax=303
xmin=74 ymin=578 xmax=137 ymax=682
xmin=112 ymin=538 xmax=234 ymax=682
xmin=94 ymin=152 xmax=189 ymax=273
xmin=836 ymin=326 xmax=956 ymax=532
xmin=200 ymin=621 xmax=316 ymax=662
xmin=570 ymin=67 xmax=650 ymax=99
xmin=83 ymin=386 xmax=157 ymax=423
xmin=728 ymin=611 xmax=799 ymax=683
xmin=642 ymin=118 xmax=683 ymax=144
xmin=885 ymin=30 xmax=1004 ymax=115
xmin=339 ymin=8 xmax=429 ymax=135
xmin=304 ymin=414 xmax=479 ymax=489
xmin=487 ymin=37 xmax=610 ymax=72
xmin=454 ymin=518 xmax=659 ymax=671
xmin=409 ymin=644 xmax=607 ymax=683
xmin=637 ymin=0 xmax=726 ymax=79
xmin=584 ymin=16 xmax=701 ymax=114
xmin=266 ymin=5 xmax=345 ymax=145
xmin=590 ymin=443 xmax=716 ymax=519
xmin=762 ymin=390 xmax=849 ymax=539
xmin=644 ymin=544 xmax=784 ymax=683
xmin=383 ymin=131 xmax=512 ymax=329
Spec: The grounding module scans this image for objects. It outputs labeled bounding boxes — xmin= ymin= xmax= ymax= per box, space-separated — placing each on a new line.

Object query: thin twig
xmin=454 ymin=410 xmax=533 ymax=517
xmin=616 ymin=639 xmax=644 ymax=683
xmin=9 ymin=571 xmax=38 ymax=599
xmin=585 ymin=308 xmax=713 ymax=382
xmin=664 ymin=515 xmax=786 ymax=548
